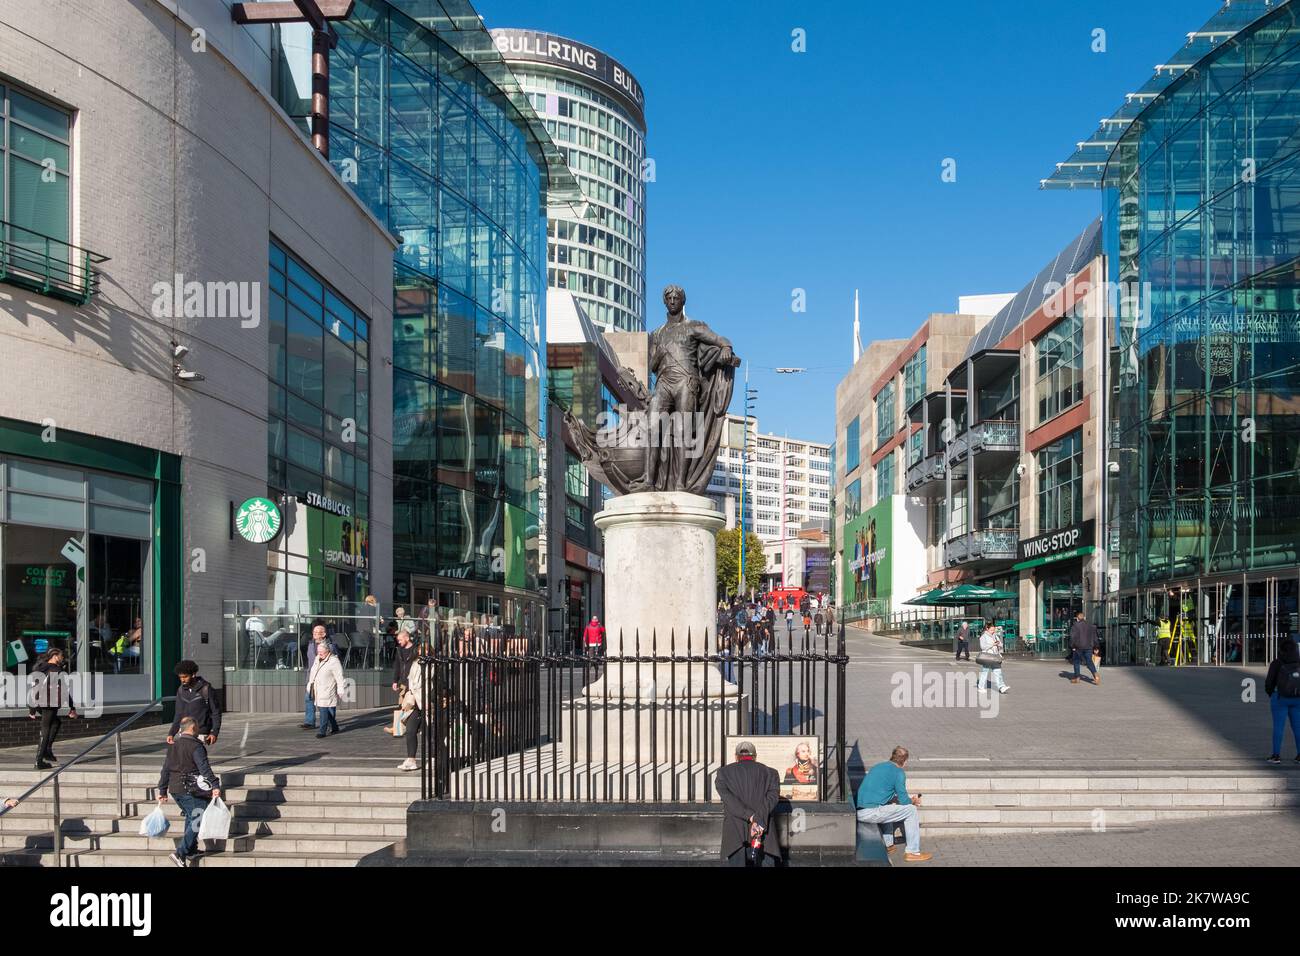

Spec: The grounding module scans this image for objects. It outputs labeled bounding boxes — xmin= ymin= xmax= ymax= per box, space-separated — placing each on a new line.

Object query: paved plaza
xmin=840 ymin=624 xmax=1282 ymax=773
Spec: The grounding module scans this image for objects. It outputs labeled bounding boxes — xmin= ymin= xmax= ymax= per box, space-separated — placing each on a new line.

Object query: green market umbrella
xmin=904 ymin=584 xmax=1016 ymax=607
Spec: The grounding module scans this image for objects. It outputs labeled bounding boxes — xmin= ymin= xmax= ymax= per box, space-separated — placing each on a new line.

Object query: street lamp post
xmin=739 ymin=369 xmax=758 ymax=598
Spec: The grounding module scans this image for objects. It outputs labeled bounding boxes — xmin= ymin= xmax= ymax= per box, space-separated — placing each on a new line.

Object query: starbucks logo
xmin=235 ymin=497 xmax=282 ymax=543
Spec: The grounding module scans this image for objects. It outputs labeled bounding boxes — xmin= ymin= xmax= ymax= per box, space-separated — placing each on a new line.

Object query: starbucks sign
xmin=234 ymin=497 xmax=282 ymax=543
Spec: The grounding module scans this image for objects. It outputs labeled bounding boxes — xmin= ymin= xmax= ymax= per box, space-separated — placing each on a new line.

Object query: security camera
xmin=174 ymin=367 xmax=205 ymax=383
xmin=1108 ymin=461 xmax=1120 ymax=475
xmin=1015 ymin=463 xmax=1026 ymax=477
xmin=172 ymin=342 xmax=189 ymax=361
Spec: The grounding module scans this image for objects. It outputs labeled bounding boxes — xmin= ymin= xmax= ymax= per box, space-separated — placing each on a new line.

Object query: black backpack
xmin=1277 ymin=661 xmax=1300 ymax=698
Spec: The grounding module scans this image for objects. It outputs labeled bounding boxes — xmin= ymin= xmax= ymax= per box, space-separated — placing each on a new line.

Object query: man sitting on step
xmin=854 ymin=746 xmax=933 ymax=863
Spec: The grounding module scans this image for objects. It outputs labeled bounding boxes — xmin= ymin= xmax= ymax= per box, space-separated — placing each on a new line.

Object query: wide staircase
xmin=904 ymin=768 xmax=1300 ymax=835
xmin=0 ymin=765 xmax=420 ymax=866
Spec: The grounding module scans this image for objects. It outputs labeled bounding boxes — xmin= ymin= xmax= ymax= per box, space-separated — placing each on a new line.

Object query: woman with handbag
xmin=976 ymin=620 xmax=1010 ymax=695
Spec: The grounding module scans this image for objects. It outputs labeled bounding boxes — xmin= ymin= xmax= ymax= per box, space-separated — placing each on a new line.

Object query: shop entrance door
xmin=1245 ymin=576 xmax=1289 ymax=665
xmin=1198 ymin=579 xmax=1237 ymax=665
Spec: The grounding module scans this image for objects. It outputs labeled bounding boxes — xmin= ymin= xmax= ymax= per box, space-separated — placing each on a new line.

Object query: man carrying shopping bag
xmin=157 ymin=715 xmax=221 ymax=867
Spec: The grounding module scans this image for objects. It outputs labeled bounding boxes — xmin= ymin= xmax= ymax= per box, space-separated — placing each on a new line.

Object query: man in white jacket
xmin=307 ymin=642 xmax=346 ymax=738
xmin=397 ymin=655 xmax=425 ymax=771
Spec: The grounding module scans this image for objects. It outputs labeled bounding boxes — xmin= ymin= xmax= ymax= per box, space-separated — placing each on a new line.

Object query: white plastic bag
xmin=197 ymin=797 xmax=232 ymax=842
xmin=139 ymin=806 xmax=170 ymax=838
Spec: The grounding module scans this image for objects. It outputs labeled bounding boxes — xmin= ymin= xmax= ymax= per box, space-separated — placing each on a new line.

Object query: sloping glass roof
xmin=387 ymin=0 xmax=589 ymax=212
xmin=1042 ymin=0 xmax=1290 ymax=189
xmin=960 ymin=219 xmax=1102 ymax=360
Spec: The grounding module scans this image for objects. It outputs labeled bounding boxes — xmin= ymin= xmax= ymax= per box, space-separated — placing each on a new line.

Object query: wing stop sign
xmin=234 ymin=497 xmax=282 ymax=544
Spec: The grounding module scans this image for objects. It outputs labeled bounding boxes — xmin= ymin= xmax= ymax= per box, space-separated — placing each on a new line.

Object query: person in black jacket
xmin=1069 ymin=611 xmax=1101 ymax=686
xmin=167 ymin=660 xmax=221 ymax=746
xmin=157 ymin=716 xmax=221 ymax=867
xmin=28 ymin=648 xmax=78 ymax=770
xmin=1265 ymin=638 xmax=1300 ymax=764
xmin=715 ymin=740 xmax=780 ymax=866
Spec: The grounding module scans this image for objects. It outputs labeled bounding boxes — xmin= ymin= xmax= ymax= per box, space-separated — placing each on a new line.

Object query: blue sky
xmin=481 ymin=0 xmax=1221 ymax=443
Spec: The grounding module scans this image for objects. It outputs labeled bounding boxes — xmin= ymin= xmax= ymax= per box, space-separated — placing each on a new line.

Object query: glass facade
xmin=0 ymin=455 xmax=154 ymax=701
xmin=1035 ymin=307 xmax=1084 ymax=425
xmin=903 ymin=345 xmax=927 ymax=408
xmin=506 ymin=57 xmax=647 ymax=333
xmin=876 ymin=450 xmax=895 ymax=502
xmin=1037 ymin=429 xmax=1084 ymax=533
xmin=875 ymin=381 xmax=896 ymax=448
xmin=844 ymin=417 xmax=860 ymax=474
xmin=315 ymin=0 xmax=546 ymax=623
xmin=1107 ymin=5 xmax=1300 ymax=587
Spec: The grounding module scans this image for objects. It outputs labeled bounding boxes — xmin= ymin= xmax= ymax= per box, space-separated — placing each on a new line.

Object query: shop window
xmin=1037 ymin=429 xmax=1084 ymax=532
xmin=1035 ymin=307 xmax=1084 ymax=425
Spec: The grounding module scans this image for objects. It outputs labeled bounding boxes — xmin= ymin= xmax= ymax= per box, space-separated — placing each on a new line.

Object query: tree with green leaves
xmin=716 ymin=527 xmax=766 ymax=599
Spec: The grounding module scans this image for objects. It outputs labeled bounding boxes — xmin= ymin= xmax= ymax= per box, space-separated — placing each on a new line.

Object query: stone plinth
xmin=585 ymin=490 xmax=736 ymax=698
xmin=561 ymin=693 xmax=749 ymax=774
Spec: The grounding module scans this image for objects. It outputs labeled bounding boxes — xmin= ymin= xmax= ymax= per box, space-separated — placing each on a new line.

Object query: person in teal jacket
xmin=854 ymin=746 xmax=932 ymax=862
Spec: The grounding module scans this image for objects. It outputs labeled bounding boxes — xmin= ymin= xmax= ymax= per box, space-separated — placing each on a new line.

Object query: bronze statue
xmin=565 ymin=284 xmax=740 ymax=496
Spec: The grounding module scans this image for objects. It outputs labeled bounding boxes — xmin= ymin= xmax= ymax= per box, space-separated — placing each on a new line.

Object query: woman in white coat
xmin=307 ymin=642 xmax=346 ymax=737
xmin=397 ymin=654 xmax=427 ymax=771
xmin=976 ymin=620 xmax=1010 ymax=695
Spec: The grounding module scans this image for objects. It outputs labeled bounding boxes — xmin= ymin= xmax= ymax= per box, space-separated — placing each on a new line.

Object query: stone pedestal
xmin=585 ymin=491 xmax=736 ymax=699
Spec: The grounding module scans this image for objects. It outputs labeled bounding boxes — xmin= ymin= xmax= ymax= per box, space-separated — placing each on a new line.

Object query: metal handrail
xmin=0 ymin=695 xmax=174 ymax=866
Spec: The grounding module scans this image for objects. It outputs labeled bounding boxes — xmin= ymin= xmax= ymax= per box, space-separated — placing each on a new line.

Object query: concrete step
xmin=916 ymin=805 xmax=1285 ymax=826
xmin=0 ymin=846 xmax=361 ymax=867
xmin=905 ymin=773 xmax=1300 ymax=792
xmin=0 ymin=769 xmax=422 ymax=790
xmin=0 ymin=784 xmax=421 ymax=805
xmin=0 ymin=797 xmax=411 ymax=822
xmin=915 ymin=790 xmax=1300 ymax=809
xmin=0 ymin=828 xmax=392 ymax=855
xmin=0 ymin=811 xmax=403 ymax=840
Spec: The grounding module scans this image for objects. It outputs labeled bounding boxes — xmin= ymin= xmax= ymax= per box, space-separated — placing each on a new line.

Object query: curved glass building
xmin=1049 ymin=0 xmax=1300 ymax=664
xmin=286 ymin=0 xmax=581 ymax=634
xmin=492 ymin=29 xmax=647 ymax=333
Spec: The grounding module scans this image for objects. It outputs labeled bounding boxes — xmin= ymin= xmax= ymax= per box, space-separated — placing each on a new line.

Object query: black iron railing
xmin=416 ymin=623 xmax=848 ymax=805
xmin=0 ymin=220 xmax=109 ymax=305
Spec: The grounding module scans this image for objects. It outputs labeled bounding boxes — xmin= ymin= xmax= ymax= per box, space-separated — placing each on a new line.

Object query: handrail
xmin=0 ymin=695 xmax=173 ymax=864
xmin=1 ymin=695 xmax=174 ymax=811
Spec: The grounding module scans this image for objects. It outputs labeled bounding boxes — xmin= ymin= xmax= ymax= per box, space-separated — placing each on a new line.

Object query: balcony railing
xmin=905 ymin=451 xmax=945 ymax=492
xmin=947 ymin=420 xmax=1019 ymax=463
xmin=0 ymin=221 xmax=108 ymax=305
xmin=944 ymin=527 xmax=1019 ymax=566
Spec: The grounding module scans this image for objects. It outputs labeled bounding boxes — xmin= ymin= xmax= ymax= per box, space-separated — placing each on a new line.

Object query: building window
xmin=1 ymin=84 xmax=72 ymax=250
xmin=844 ymin=417 xmax=860 ymax=473
xmin=1037 ymin=429 xmax=1084 ymax=532
xmin=875 ymin=381 xmax=896 ymax=448
xmin=903 ymin=345 xmax=927 ymax=409
xmin=1 ymin=457 xmax=152 ymax=684
xmin=876 ymin=450 xmax=895 ymax=501
xmin=1035 ymin=307 xmax=1084 ymax=425
xmin=907 ymin=428 xmax=924 ymax=467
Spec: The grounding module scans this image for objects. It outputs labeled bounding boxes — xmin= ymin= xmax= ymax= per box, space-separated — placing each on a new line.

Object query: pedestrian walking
xmin=1069 ymin=610 xmax=1100 ymax=686
xmin=583 ymin=616 xmax=606 ymax=659
xmin=814 ymin=609 xmax=824 ymax=637
xmin=802 ymin=610 xmax=813 ymax=640
xmin=364 ymin=594 xmax=386 ymax=669
xmin=306 ymin=641 xmax=345 ymax=738
xmin=28 ymin=648 xmax=77 ymax=770
xmin=157 ymin=715 xmax=221 ymax=867
xmin=785 ymin=607 xmax=795 ymax=639
xmin=976 ymin=619 xmax=1009 ymax=695
xmin=301 ymin=624 xmax=338 ymax=728
xmin=955 ymin=620 xmax=972 ymax=662
xmin=715 ymin=740 xmax=780 ymax=867
xmin=854 ymin=746 xmax=932 ymax=862
xmin=824 ymin=603 xmax=836 ymax=636
xmin=167 ymin=660 xmax=221 ymax=748
xmin=1265 ymin=638 xmax=1300 ymax=764
xmin=398 ymin=652 xmax=426 ymax=772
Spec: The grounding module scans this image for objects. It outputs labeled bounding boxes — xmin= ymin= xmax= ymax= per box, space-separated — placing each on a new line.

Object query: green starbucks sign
xmin=234 ymin=496 xmax=282 ymax=543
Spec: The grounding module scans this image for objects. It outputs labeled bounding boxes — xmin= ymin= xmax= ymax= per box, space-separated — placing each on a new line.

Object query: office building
xmin=492 ymin=28 xmax=647 ymax=333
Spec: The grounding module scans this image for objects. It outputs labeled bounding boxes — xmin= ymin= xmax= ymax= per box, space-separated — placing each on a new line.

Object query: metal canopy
xmin=387 ymin=0 xmax=589 ymax=212
xmin=1042 ymin=0 xmax=1290 ymax=190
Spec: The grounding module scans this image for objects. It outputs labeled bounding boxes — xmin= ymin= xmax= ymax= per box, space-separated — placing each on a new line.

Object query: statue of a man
xmin=561 ymin=283 xmax=740 ymax=497
xmin=642 ymin=285 xmax=740 ymax=493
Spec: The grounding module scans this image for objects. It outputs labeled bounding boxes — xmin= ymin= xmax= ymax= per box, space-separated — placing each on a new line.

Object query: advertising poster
xmin=843 ymin=497 xmax=892 ymax=612
xmin=727 ymin=735 xmax=823 ymax=801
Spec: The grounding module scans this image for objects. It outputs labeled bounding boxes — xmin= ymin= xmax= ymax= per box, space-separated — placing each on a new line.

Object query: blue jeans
xmin=174 ymin=793 xmax=206 ymax=859
xmin=304 ymin=690 xmax=316 ymax=725
xmin=316 ymin=706 xmax=339 ymax=736
xmin=1270 ymin=694 xmax=1300 ymax=755
xmin=1072 ymin=648 xmax=1098 ymax=680
xmin=856 ymin=804 xmax=921 ymax=854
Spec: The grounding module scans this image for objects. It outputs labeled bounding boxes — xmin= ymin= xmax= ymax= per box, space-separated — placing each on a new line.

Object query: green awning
xmin=903 ymin=583 xmax=1017 ymax=607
